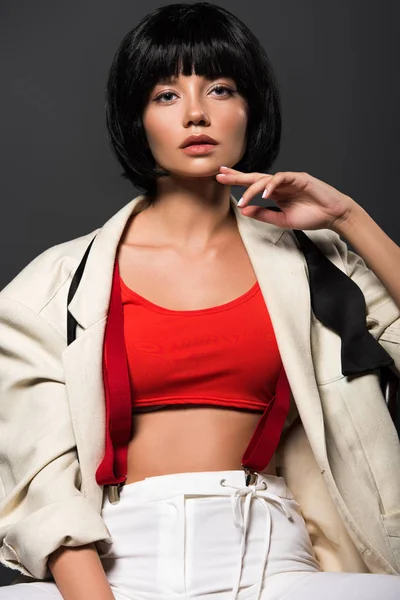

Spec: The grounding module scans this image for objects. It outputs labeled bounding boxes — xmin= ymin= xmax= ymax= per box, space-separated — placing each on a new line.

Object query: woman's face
xmin=142 ymin=72 xmax=249 ymax=179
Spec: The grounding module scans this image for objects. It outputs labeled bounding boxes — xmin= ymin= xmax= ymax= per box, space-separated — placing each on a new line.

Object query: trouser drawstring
xmin=219 ymin=476 xmax=293 ymax=600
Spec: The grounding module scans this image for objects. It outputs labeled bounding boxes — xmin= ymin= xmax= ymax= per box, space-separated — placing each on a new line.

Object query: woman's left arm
xmin=330 ymin=203 xmax=400 ymax=312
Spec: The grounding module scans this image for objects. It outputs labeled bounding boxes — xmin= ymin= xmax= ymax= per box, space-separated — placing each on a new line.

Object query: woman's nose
xmin=184 ymin=105 xmax=210 ymax=127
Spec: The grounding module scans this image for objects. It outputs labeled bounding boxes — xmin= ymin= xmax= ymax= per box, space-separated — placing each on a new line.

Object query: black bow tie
xmin=292 ymin=228 xmax=395 ymax=377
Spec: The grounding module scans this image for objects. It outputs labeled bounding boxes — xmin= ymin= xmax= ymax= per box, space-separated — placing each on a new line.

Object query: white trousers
xmin=0 ymin=470 xmax=399 ymax=599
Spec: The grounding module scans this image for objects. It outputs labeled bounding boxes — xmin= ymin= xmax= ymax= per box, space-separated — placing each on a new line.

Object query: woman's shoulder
xmin=0 ymin=227 xmax=100 ymax=319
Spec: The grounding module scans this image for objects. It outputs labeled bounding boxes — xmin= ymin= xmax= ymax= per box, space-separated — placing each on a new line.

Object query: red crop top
xmin=120 ymin=274 xmax=283 ymax=414
xmin=96 ymin=258 xmax=292 ymax=488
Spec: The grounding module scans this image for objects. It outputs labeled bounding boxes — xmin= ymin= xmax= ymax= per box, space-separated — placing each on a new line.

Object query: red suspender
xmin=95 ymin=257 xmax=131 ymax=486
xmin=240 ymin=365 xmax=291 ymax=484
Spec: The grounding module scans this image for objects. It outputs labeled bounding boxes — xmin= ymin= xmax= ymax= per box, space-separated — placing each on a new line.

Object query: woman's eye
xmin=155 ymin=91 xmax=176 ymax=103
xmin=211 ymin=85 xmax=235 ymax=97
xmin=154 ymin=85 xmax=235 ymax=103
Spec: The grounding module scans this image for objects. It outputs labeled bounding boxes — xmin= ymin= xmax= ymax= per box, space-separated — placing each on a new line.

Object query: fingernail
xmin=237 ymin=197 xmax=244 ymax=207
xmin=262 ymin=187 xmax=269 ymax=199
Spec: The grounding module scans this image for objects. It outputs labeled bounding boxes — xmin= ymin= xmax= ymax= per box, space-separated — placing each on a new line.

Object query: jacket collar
xmin=67 ymin=193 xmax=286 ymax=331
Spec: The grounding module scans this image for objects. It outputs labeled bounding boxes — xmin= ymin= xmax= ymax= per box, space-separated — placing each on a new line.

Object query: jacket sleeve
xmin=325 ymin=229 xmax=400 ymax=376
xmin=0 ymin=296 xmax=112 ymax=581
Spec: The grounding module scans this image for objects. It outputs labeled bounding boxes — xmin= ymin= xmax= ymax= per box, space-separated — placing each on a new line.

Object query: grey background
xmin=1 ymin=0 xmax=399 ymax=586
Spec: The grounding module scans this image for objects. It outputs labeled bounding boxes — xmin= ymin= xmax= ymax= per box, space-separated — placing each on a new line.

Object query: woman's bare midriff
xmin=118 ymin=202 xmax=278 ymax=484
xmin=125 ymin=407 xmax=277 ymax=484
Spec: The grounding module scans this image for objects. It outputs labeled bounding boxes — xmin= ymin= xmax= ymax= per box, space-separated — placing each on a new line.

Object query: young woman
xmin=0 ymin=3 xmax=400 ymax=599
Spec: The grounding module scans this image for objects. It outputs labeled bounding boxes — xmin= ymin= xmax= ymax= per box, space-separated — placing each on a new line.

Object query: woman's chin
xmin=165 ymin=167 xmax=225 ymax=180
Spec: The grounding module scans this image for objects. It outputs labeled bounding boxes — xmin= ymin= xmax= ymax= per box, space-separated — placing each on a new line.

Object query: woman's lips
xmin=181 ymin=144 xmax=218 ymax=155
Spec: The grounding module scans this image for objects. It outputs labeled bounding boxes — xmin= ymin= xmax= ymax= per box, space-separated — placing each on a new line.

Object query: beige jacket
xmin=0 ymin=194 xmax=399 ymax=582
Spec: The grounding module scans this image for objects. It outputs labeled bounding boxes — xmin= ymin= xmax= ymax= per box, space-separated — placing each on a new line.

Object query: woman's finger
xmin=236 ymin=176 xmax=274 ymax=207
xmin=216 ymin=169 xmax=272 ymax=186
xmin=219 ymin=166 xmax=269 ymax=178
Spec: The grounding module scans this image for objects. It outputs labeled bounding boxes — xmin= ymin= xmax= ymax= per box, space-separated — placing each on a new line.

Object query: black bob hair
xmin=105 ymin=2 xmax=282 ymax=198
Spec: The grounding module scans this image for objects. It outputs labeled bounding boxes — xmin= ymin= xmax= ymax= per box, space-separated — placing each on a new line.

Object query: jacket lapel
xmin=62 ymin=193 xmax=328 ymax=509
